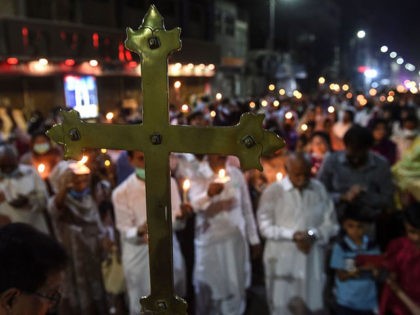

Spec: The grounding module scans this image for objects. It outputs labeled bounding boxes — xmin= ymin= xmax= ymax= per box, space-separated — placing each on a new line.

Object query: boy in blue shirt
xmin=330 ymin=206 xmax=381 ymax=315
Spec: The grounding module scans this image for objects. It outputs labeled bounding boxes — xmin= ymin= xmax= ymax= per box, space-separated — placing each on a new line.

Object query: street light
xmin=396 ymin=58 xmax=404 ymax=65
xmin=356 ymin=30 xmax=366 ymax=39
xmin=380 ymin=45 xmax=388 ymax=53
xmin=390 ymin=52 xmax=397 ymax=59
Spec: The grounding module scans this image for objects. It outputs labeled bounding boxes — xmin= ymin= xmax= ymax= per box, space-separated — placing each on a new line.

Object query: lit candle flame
xmin=276 ymin=172 xmax=283 ymax=182
xmin=79 ymin=155 xmax=88 ymax=165
xmin=218 ymin=169 xmax=226 ymax=179
xmin=182 ymin=179 xmax=191 ymax=202
xmin=37 ymin=163 xmax=46 ymax=173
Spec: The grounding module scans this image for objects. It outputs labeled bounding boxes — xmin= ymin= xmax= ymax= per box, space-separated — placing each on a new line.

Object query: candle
xmin=216 ymin=169 xmax=230 ymax=183
xmin=36 ymin=163 xmax=49 ymax=179
xmin=276 ymin=172 xmax=283 ymax=182
xmin=182 ymin=179 xmax=190 ymax=202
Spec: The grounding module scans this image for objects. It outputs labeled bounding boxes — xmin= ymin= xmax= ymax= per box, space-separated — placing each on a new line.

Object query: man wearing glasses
xmin=0 ymin=223 xmax=68 ymax=314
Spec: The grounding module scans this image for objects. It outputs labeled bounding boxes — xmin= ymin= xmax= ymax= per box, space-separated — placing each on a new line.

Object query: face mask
xmin=135 ymin=167 xmax=146 ymax=181
xmin=33 ymin=143 xmax=50 ymax=154
xmin=69 ymin=187 xmax=90 ymax=200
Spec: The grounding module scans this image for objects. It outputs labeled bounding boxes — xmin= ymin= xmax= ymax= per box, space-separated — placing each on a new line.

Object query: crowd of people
xmin=0 ymin=85 xmax=419 ymax=315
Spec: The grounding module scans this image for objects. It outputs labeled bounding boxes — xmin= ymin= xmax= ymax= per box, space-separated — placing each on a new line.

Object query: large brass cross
xmin=47 ymin=5 xmax=284 ymax=314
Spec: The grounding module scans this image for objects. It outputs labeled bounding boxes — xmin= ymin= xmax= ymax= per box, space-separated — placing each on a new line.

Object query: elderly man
xmin=0 ymin=144 xmax=49 ymax=233
xmin=258 ymin=152 xmax=338 ymax=315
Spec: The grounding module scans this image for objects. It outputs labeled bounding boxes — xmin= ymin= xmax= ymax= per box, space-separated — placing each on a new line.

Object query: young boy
xmin=330 ymin=206 xmax=381 ymax=315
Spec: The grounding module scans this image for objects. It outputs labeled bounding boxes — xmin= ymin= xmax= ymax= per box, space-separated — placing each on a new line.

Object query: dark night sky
xmin=336 ymin=0 xmax=420 ymax=66
xmin=242 ymin=0 xmax=420 ymax=68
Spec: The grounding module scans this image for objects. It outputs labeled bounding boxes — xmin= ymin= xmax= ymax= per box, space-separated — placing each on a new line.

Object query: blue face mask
xmin=69 ymin=187 xmax=90 ymax=200
xmin=135 ymin=168 xmax=146 ymax=181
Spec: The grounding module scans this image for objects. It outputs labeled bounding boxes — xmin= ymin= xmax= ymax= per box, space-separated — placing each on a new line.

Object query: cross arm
xmin=46 ymin=110 xmax=147 ymax=159
xmin=168 ymin=112 xmax=285 ymax=171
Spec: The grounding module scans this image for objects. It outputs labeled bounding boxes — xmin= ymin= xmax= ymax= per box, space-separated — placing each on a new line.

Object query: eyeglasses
xmin=26 ymin=290 xmax=62 ymax=311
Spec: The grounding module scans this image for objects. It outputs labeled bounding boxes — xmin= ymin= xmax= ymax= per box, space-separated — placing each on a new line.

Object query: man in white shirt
xmin=0 ymin=144 xmax=49 ymax=234
xmin=258 ymin=152 xmax=338 ymax=315
xmin=189 ymin=154 xmax=261 ymax=315
xmin=112 ymin=150 xmax=187 ymax=315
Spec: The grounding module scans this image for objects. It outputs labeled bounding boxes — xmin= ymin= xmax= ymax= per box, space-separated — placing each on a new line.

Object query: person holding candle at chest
xmin=112 ymin=150 xmax=190 ymax=315
xmin=188 ymin=154 xmax=261 ymax=315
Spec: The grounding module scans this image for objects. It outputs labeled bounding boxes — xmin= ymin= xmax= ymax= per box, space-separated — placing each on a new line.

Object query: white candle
xmin=216 ymin=169 xmax=230 ymax=183
xmin=182 ymin=179 xmax=191 ymax=202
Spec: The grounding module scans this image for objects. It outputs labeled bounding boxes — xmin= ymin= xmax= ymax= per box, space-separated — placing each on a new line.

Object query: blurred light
xmin=279 ymin=89 xmax=286 ymax=95
xmin=181 ymin=104 xmax=189 ymax=113
xmin=387 ymin=95 xmax=394 ymax=102
xmin=389 ymin=90 xmax=396 ymax=96
xmin=285 ymin=111 xmax=293 ymax=119
xmin=405 ymin=64 xmax=416 ymax=71
xmin=276 ymin=172 xmax=283 ymax=182
xmin=249 ymin=101 xmax=256 ymax=109
xmin=389 ymin=52 xmax=397 ymax=59
xmin=318 ymin=77 xmax=325 ymax=84
xmin=174 ymin=62 xmax=182 ymax=69
xmin=215 ymin=93 xmax=222 ymax=100
xmin=89 ymin=59 xmax=98 ymax=67
xmin=356 ymin=30 xmax=366 ymax=39
xmin=301 ymin=124 xmax=308 ymax=131
xmin=268 ymin=84 xmax=276 ymax=91
xmin=364 ymin=69 xmax=378 ymax=78
xmin=101 ymin=149 xmax=107 ymax=154
xmin=380 ymin=45 xmax=388 ymax=53
xmin=410 ymin=87 xmax=418 ymax=94
xmin=38 ymin=58 xmax=48 ymax=66
xmin=64 ymin=59 xmax=75 ymax=66
xmin=356 ymin=94 xmax=365 ymax=102
xmin=37 ymin=163 xmax=46 ymax=174
xmin=105 ymin=112 xmax=114 ymax=121
xmin=79 ymin=155 xmax=88 ymax=164
xmin=6 ymin=57 xmax=19 ymax=65
xmin=346 ymin=92 xmax=353 ymax=99
xmin=273 ymin=100 xmax=280 ymax=107
xmin=359 ymin=99 xmax=368 ymax=106
xmin=327 ymin=106 xmax=335 ymax=113
xmin=342 ymin=84 xmax=350 ymax=91
xmin=379 ymin=95 xmax=386 ymax=102
xmin=210 ymin=110 xmax=216 ymax=118
xmin=104 ymin=160 xmax=111 ymax=167
xmin=128 ymin=61 xmax=138 ymax=68
xmin=174 ymin=81 xmax=181 ymax=89
xmin=371 ymin=82 xmax=379 ymax=88
xmin=293 ymin=90 xmax=302 ymax=99
xmin=369 ymin=88 xmax=377 ymax=96
xmin=208 ymin=64 xmax=215 ymax=70
xmin=396 ymin=58 xmax=404 ymax=65
xmin=261 ymin=100 xmax=268 ymax=107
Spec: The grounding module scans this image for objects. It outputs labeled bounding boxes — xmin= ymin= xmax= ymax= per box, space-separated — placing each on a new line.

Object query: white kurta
xmin=189 ymin=163 xmax=260 ymax=314
xmin=0 ymin=164 xmax=48 ymax=233
xmin=112 ymin=174 xmax=186 ymax=315
xmin=257 ymin=177 xmax=338 ymax=315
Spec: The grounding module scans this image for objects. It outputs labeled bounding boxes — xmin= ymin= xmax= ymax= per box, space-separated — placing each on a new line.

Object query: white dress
xmin=112 ymin=174 xmax=186 ymax=315
xmin=0 ymin=164 xmax=49 ymax=234
xmin=189 ymin=163 xmax=260 ymax=315
xmin=257 ymin=177 xmax=338 ymax=315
